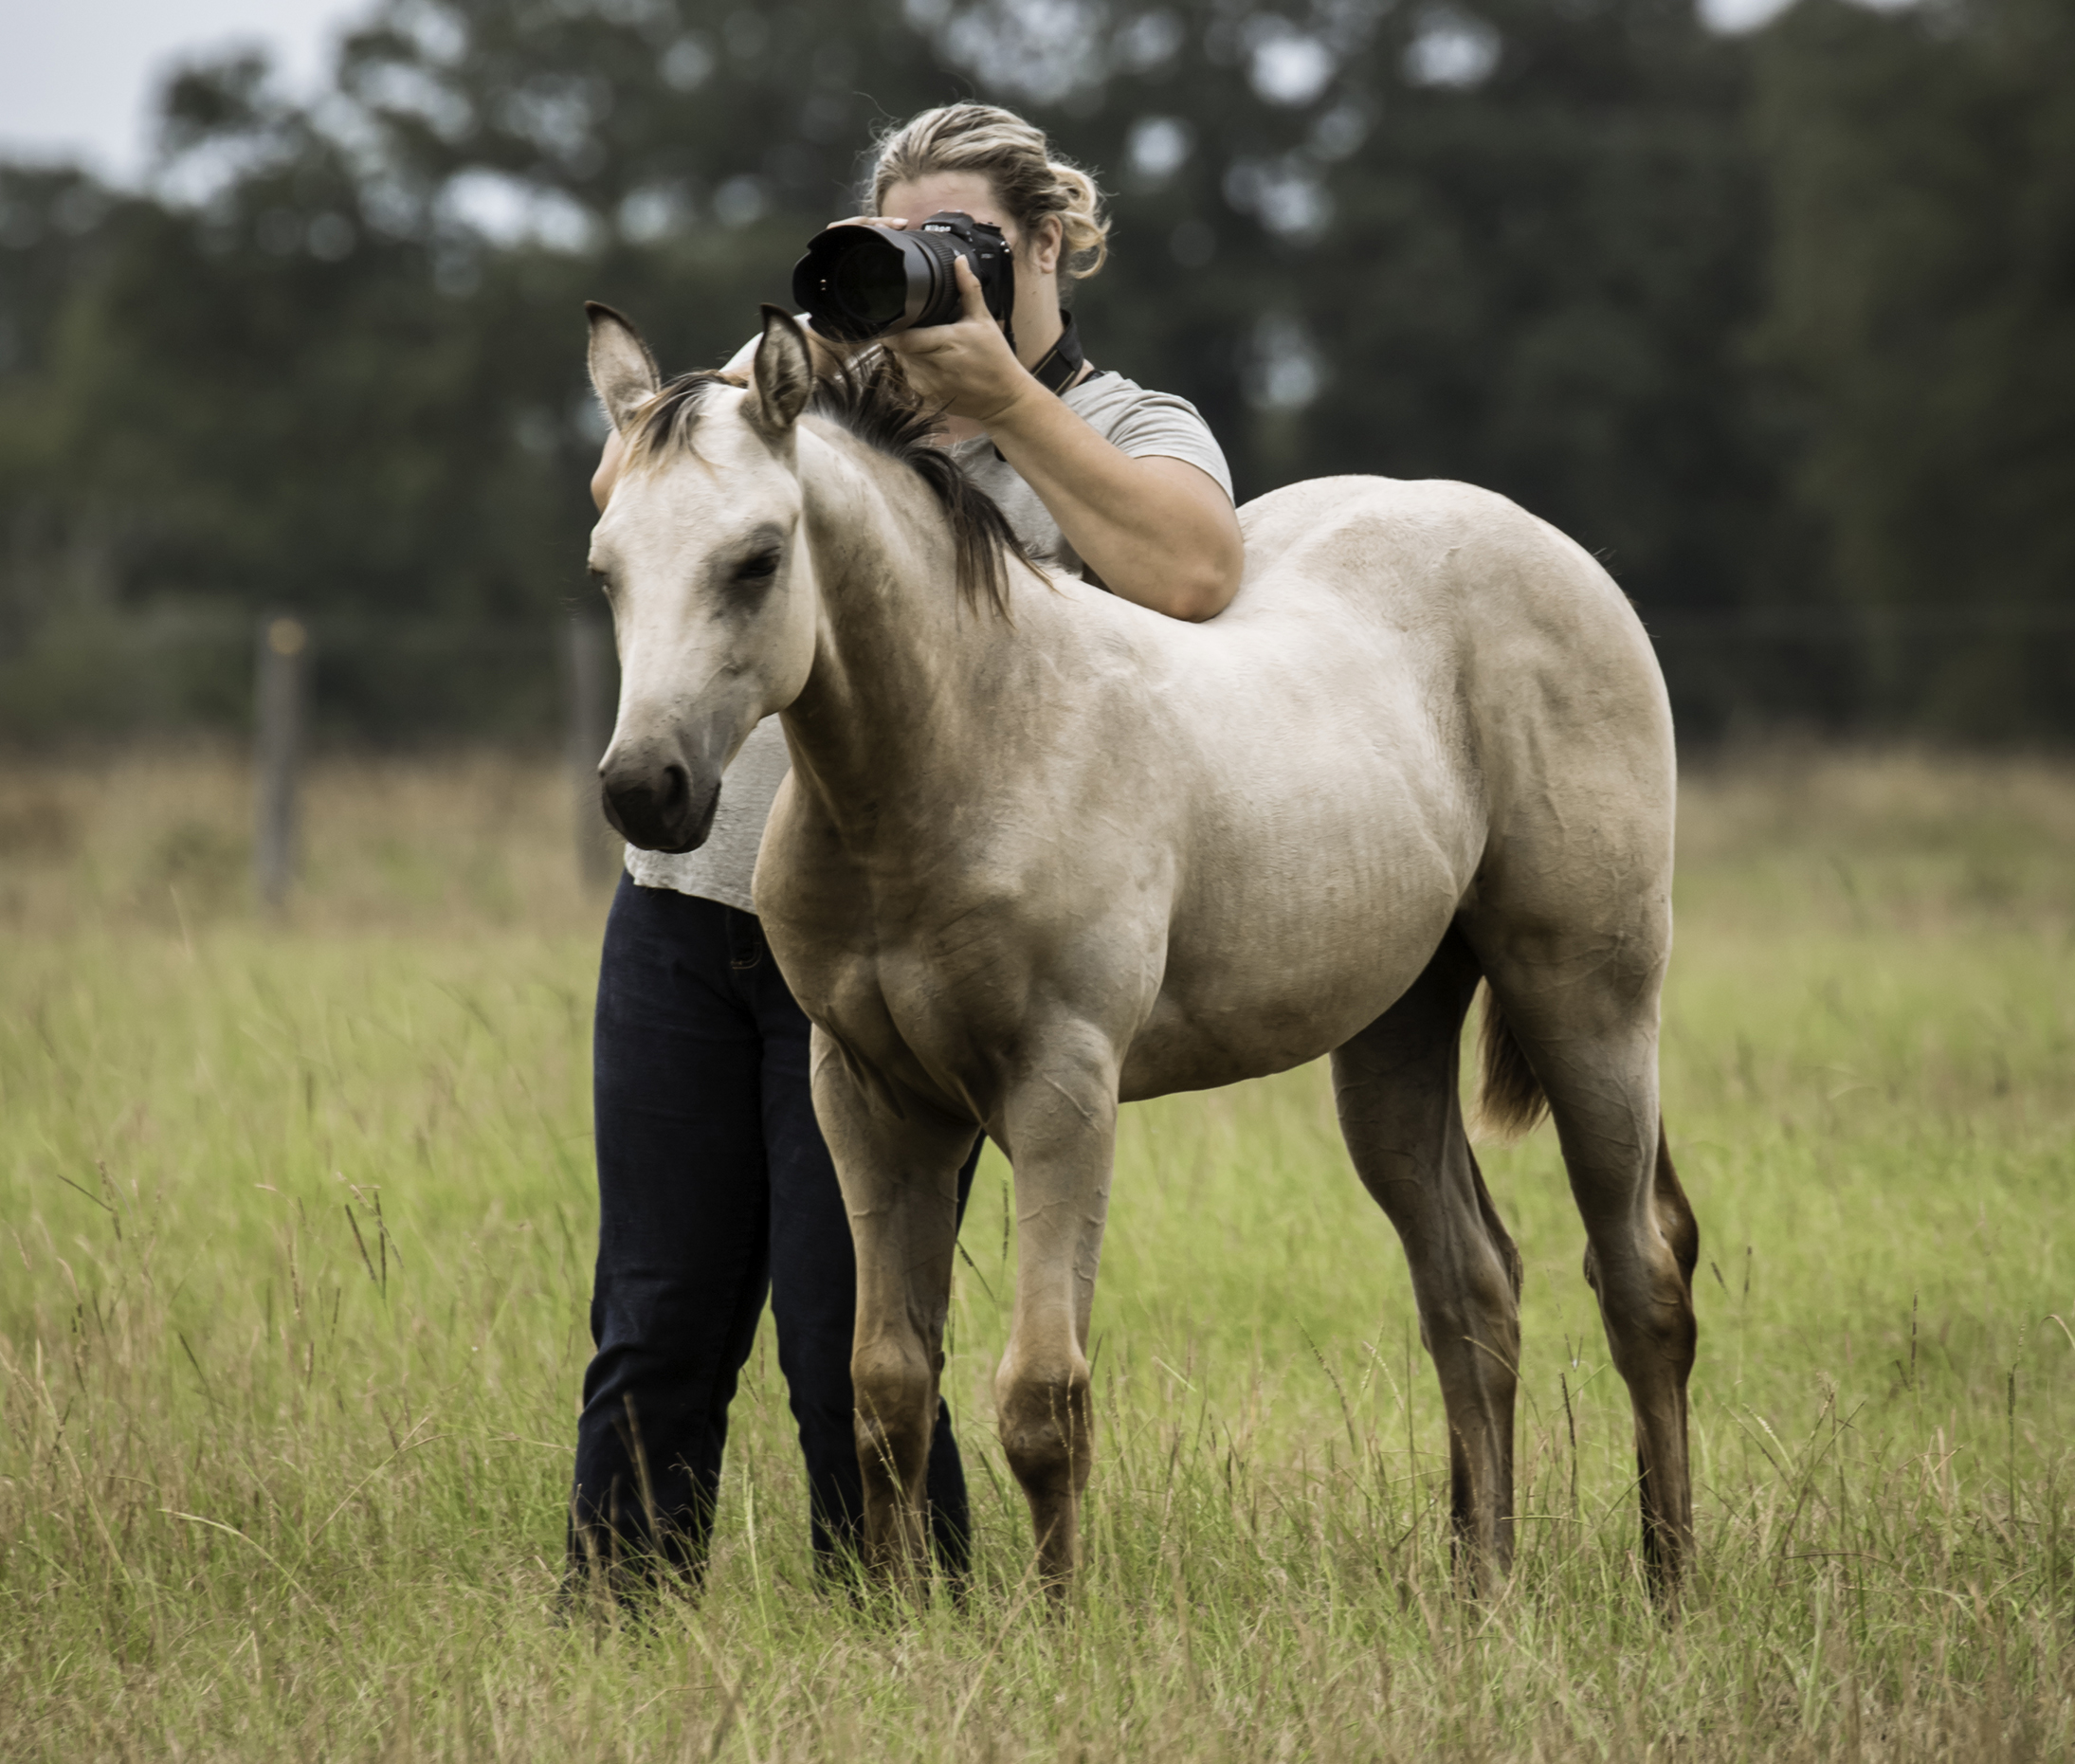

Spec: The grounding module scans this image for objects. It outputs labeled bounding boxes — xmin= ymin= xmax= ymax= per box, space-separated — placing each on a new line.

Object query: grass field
xmin=3 ymin=746 xmax=2072 ymax=1761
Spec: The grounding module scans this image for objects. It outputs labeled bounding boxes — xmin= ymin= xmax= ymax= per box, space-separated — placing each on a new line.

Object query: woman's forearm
xmin=979 ymin=388 xmax=1244 ymax=622
xmin=599 ymin=321 xmax=1243 ymax=618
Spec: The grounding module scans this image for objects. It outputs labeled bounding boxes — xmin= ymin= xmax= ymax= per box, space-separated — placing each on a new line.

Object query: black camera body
xmin=792 ymin=210 xmax=1014 ymax=342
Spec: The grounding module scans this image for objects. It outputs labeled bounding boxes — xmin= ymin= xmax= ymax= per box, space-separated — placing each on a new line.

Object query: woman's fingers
xmin=886 ymin=324 xmax=947 ymax=362
xmin=891 ymin=260 xmax=990 ymax=350
xmin=825 ymin=215 xmax=906 ymax=230
xmin=882 ymin=265 xmax=1032 ymax=426
xmin=954 ymin=255 xmax=991 ymax=320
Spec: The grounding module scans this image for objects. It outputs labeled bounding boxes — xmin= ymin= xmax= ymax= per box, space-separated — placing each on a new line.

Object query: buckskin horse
xmin=583 ymin=303 xmax=1699 ymax=1600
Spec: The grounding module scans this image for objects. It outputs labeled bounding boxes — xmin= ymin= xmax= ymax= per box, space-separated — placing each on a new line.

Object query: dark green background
xmin=2 ymin=0 xmax=2068 ymax=745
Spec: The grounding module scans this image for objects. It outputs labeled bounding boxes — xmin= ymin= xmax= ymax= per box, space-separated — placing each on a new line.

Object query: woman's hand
xmin=885 ymin=258 xmax=1037 ymax=427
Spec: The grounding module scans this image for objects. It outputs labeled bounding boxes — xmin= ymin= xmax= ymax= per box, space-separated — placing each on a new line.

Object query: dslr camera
xmin=792 ymin=210 xmax=1013 ymax=342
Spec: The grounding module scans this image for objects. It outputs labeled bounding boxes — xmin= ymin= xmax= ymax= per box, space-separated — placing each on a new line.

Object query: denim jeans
xmin=570 ymin=876 xmax=978 ymax=1587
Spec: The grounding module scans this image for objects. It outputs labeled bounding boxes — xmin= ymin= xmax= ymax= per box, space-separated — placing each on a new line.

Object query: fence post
xmin=566 ymin=613 xmax=620 ymax=886
xmin=253 ymin=613 xmax=307 ymax=912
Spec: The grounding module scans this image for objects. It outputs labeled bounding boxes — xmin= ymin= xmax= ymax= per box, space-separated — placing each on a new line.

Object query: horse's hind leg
xmin=1332 ymin=926 xmax=1523 ymax=1596
xmin=1613 ymin=1121 xmax=1698 ymax=1587
xmin=1469 ymin=913 xmax=1698 ymax=1597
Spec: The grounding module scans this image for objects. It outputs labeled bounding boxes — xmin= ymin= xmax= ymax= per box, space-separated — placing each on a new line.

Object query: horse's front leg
xmin=992 ymin=1021 xmax=1121 ymax=1594
xmin=810 ymin=1030 xmax=974 ymax=1591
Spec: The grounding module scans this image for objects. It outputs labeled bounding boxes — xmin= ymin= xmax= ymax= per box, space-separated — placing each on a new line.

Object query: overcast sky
xmin=0 ymin=0 xmax=371 ymax=183
xmin=5 ymin=0 xmax=1794 ymax=187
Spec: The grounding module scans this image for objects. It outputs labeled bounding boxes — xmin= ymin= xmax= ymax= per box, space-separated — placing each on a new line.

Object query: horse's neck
xmin=783 ymin=429 xmax=1001 ymax=817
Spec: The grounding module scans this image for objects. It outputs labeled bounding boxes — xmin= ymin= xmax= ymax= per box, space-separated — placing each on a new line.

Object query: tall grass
xmin=2 ymin=744 xmax=2072 ymax=1760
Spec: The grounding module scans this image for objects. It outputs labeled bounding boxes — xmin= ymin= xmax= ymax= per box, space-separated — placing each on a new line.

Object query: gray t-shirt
xmin=623 ymin=369 xmax=1232 ymax=909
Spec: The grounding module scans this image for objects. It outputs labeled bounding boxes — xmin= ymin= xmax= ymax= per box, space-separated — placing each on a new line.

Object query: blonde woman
xmin=570 ymin=102 xmax=1240 ymax=1596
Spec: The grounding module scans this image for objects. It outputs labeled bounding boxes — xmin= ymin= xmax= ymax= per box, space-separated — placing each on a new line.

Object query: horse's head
xmin=584 ymin=302 xmax=819 ymax=853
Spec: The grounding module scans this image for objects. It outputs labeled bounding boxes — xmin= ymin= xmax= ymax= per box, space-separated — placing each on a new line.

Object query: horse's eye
xmin=719 ymin=536 xmax=784 ymax=607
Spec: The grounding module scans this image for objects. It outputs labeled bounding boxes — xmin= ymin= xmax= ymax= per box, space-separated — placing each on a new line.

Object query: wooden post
xmin=253 ymin=613 xmax=308 ymax=912
xmin=566 ymin=613 xmax=620 ymax=886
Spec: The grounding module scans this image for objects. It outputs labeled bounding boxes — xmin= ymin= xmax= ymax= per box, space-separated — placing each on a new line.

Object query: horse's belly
xmin=1118 ymin=868 xmax=1463 ymax=1101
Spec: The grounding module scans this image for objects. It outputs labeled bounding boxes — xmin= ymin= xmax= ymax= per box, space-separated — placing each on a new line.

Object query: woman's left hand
xmin=884 ymin=257 xmax=1036 ymax=428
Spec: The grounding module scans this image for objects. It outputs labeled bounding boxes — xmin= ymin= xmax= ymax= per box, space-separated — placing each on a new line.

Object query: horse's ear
xmin=586 ymin=301 xmax=660 ymax=434
xmin=748 ymin=304 xmax=814 ymax=439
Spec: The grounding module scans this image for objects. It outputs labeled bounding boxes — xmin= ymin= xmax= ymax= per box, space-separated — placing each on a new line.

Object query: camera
xmin=792 ymin=210 xmax=1014 ymax=342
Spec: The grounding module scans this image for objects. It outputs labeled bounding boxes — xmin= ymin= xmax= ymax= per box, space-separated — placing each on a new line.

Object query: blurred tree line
xmin=0 ymin=0 xmax=2068 ymax=745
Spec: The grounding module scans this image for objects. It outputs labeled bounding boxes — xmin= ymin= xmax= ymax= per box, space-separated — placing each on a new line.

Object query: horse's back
xmin=1228 ymin=472 xmax=1673 ymax=804
xmin=1233 ymin=476 xmax=1647 ymax=649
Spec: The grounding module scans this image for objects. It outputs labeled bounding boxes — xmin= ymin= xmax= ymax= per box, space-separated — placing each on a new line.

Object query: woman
xmin=569 ymin=101 xmax=1242 ymax=1595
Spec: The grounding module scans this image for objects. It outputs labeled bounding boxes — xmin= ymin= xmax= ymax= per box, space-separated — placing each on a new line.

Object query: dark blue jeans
xmin=570 ymin=876 xmax=978 ymax=1588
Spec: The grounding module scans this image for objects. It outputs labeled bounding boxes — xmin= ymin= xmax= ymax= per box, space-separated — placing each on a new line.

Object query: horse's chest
xmin=786 ymin=932 xmax=1001 ymax=1117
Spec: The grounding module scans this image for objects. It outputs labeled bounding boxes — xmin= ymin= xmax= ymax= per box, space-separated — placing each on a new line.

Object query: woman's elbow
xmin=1163 ymin=578 xmax=1232 ymax=621
xmin=1106 ymin=524 xmax=1242 ymax=619
xmin=1169 ymin=540 xmax=1244 ymax=622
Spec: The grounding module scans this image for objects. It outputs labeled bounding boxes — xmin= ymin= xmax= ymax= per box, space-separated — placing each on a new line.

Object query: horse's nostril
xmin=599 ymin=752 xmax=716 ymax=853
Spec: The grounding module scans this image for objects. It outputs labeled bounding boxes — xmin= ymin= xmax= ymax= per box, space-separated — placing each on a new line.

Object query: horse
xmin=582 ymin=302 xmax=1699 ymax=1600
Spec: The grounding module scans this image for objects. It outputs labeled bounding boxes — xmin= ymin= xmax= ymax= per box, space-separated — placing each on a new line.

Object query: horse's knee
xmin=997 ymin=1361 xmax=1093 ymax=1498
xmin=852 ymin=1341 xmax=936 ymax=1482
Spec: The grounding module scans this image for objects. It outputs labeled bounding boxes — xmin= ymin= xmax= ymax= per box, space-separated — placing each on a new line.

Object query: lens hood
xmin=792 ymin=227 xmax=935 ymax=340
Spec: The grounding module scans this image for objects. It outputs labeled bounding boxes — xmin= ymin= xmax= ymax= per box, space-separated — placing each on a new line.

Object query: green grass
xmin=3 ymin=745 xmax=2073 ymax=1760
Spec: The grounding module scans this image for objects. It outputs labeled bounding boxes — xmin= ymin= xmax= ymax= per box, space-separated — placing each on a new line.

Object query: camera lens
xmin=827 ymin=240 xmax=907 ymax=335
xmin=792 ymin=211 xmax=1006 ymax=340
xmin=793 ymin=227 xmax=929 ymax=340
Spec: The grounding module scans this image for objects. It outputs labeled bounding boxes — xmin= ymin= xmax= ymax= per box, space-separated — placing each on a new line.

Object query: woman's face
xmin=880 ymin=172 xmax=1065 ymax=326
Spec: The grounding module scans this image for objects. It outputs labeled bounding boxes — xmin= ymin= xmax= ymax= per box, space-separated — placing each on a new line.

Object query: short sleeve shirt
xmin=623 ymin=368 xmax=1231 ymax=908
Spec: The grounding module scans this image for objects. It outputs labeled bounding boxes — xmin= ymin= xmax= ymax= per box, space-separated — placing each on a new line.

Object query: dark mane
xmin=626 ymin=369 xmax=734 ymax=464
xmin=624 ymin=352 xmax=1030 ymax=620
xmin=806 ymin=351 xmax=1029 ymax=619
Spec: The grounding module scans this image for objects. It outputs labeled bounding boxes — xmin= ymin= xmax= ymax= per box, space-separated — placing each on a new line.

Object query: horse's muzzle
xmin=598 ymin=750 xmax=721 ymax=853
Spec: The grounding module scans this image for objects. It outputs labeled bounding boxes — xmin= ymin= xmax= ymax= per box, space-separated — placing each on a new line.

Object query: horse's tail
xmin=1471 ymin=982 xmax=1549 ymax=1143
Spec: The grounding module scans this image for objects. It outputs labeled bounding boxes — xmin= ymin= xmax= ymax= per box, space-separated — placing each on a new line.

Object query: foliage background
xmin=0 ymin=0 xmax=2070 ymax=744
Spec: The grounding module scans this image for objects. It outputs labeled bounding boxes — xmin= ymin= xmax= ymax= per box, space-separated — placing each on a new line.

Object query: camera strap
xmin=1028 ymin=312 xmax=1085 ymax=396
xmin=987 ymin=312 xmax=1089 ymax=462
